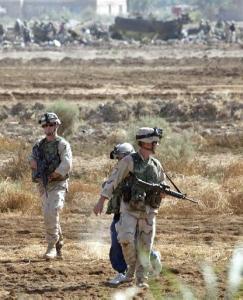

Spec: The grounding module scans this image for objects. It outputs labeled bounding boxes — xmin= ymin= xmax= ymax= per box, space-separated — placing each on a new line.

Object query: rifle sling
xmin=164 ymin=170 xmax=182 ymax=194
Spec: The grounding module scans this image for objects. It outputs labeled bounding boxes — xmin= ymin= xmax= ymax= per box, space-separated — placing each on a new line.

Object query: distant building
xmin=96 ymin=0 xmax=127 ymax=16
xmin=0 ymin=0 xmax=127 ymax=19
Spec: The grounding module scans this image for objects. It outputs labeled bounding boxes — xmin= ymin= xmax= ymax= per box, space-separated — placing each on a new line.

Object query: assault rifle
xmin=32 ymin=141 xmax=48 ymax=192
xmin=135 ymin=177 xmax=198 ymax=205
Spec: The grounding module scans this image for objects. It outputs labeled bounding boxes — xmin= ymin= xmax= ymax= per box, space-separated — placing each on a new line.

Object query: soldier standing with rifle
xmin=94 ymin=142 xmax=162 ymax=286
xmin=29 ymin=112 xmax=72 ymax=260
xmin=94 ymin=127 xmax=166 ymax=288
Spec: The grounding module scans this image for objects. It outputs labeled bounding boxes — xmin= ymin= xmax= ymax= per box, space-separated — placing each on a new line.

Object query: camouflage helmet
xmin=39 ymin=112 xmax=61 ymax=125
xmin=136 ymin=127 xmax=163 ymax=143
xmin=110 ymin=143 xmax=135 ymax=159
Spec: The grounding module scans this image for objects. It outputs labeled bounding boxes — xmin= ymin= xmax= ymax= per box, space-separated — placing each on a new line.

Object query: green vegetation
xmin=127 ymin=116 xmax=198 ymax=172
xmin=47 ymin=100 xmax=79 ymax=136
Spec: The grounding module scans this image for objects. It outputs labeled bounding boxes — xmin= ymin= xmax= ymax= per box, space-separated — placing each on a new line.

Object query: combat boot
xmin=44 ymin=242 xmax=57 ymax=260
xmin=56 ymin=240 xmax=64 ymax=260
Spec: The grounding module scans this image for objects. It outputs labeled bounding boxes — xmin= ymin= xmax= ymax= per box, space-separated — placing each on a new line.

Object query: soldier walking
xmin=29 ymin=112 xmax=72 ymax=260
xmin=100 ymin=143 xmax=135 ymax=285
xmin=94 ymin=127 xmax=165 ymax=288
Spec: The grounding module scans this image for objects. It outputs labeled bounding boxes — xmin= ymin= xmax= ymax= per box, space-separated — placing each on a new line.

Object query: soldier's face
xmin=141 ymin=142 xmax=158 ymax=154
xmin=42 ymin=123 xmax=58 ymax=136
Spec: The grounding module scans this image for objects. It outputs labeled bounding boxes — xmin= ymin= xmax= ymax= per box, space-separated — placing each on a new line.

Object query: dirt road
xmin=0 ymin=210 xmax=242 ymax=299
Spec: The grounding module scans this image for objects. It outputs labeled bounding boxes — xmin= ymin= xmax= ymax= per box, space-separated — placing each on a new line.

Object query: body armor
xmin=123 ymin=152 xmax=161 ymax=211
xmin=32 ymin=137 xmax=61 ymax=183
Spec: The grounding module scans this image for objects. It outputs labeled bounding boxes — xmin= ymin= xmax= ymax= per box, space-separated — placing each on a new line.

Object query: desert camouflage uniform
xmin=31 ymin=137 xmax=72 ymax=247
xmin=101 ymin=151 xmax=165 ymax=284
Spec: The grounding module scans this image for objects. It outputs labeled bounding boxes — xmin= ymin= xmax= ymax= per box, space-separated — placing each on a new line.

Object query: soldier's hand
xmin=48 ymin=171 xmax=62 ymax=181
xmin=93 ymin=196 xmax=107 ymax=216
xmin=29 ymin=159 xmax=37 ymax=170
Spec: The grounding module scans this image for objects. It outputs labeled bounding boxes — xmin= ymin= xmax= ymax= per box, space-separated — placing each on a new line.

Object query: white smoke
xmin=228 ymin=244 xmax=243 ymax=296
xmin=112 ymin=287 xmax=140 ymax=300
xmin=82 ymin=241 xmax=109 ymax=259
xmin=201 ymin=263 xmax=218 ymax=299
xmin=179 ymin=284 xmax=196 ymax=300
xmin=79 ymin=218 xmax=110 ymax=259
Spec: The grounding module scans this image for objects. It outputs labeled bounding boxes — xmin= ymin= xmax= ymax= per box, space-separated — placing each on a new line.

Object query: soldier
xmin=102 ymin=143 xmax=135 ymax=285
xmin=29 ymin=112 xmax=72 ymax=260
xmin=94 ymin=142 xmax=162 ymax=286
xmin=229 ymin=21 xmax=236 ymax=43
xmin=94 ymin=127 xmax=165 ymax=288
xmin=0 ymin=24 xmax=5 ymax=44
xmin=23 ymin=21 xmax=32 ymax=44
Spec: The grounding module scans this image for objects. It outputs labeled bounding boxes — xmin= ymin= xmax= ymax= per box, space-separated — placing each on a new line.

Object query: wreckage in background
xmin=110 ymin=14 xmax=191 ymax=40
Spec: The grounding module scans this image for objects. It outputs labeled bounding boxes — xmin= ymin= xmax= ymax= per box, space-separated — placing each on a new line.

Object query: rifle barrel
xmin=184 ymin=196 xmax=199 ymax=204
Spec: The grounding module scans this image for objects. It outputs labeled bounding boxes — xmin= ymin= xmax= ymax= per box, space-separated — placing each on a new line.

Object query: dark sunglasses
xmin=42 ymin=123 xmax=56 ymax=128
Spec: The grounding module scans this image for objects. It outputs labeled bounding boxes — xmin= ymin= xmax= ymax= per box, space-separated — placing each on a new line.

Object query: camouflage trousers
xmin=116 ymin=210 xmax=156 ymax=281
xmin=41 ymin=184 xmax=66 ymax=245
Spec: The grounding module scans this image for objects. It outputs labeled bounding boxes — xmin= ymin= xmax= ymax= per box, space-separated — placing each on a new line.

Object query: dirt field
xmin=0 ymin=211 xmax=242 ymax=299
xmin=0 ymin=44 xmax=242 ymax=299
xmin=0 ymin=45 xmax=243 ymax=103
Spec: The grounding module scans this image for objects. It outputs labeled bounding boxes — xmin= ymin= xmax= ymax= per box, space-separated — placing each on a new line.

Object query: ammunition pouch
xmin=122 ymin=175 xmax=147 ymax=211
xmin=106 ymin=195 xmax=121 ymax=215
xmin=122 ymin=177 xmax=132 ymax=203
xmin=122 ymin=174 xmax=162 ymax=211
xmin=129 ymin=188 xmax=147 ymax=211
xmin=145 ymin=189 xmax=161 ymax=209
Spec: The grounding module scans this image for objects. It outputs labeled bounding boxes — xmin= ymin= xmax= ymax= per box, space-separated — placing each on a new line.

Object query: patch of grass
xmin=0 ymin=180 xmax=40 ymax=213
xmin=0 ymin=137 xmax=24 ymax=154
xmin=223 ymin=160 xmax=243 ymax=181
xmin=1 ymin=145 xmax=31 ymax=180
xmin=225 ymin=180 xmax=243 ymax=215
xmin=157 ymin=130 xmax=199 ymax=174
xmin=47 ymin=100 xmax=80 ymax=136
xmin=147 ymin=245 xmax=243 ymax=299
xmin=126 ymin=116 xmax=199 ymax=173
xmin=159 ymin=174 xmax=232 ymax=215
xmin=66 ymin=179 xmax=99 ymax=205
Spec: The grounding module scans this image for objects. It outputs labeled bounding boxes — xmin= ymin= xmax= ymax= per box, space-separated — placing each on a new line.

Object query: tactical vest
xmin=39 ymin=138 xmax=61 ymax=176
xmin=123 ymin=152 xmax=161 ymax=211
xmin=32 ymin=137 xmax=61 ymax=182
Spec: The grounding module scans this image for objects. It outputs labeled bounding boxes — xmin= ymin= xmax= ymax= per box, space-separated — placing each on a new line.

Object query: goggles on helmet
xmin=136 ymin=127 xmax=163 ymax=140
xmin=110 ymin=143 xmax=134 ymax=160
xmin=110 ymin=146 xmax=119 ymax=159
